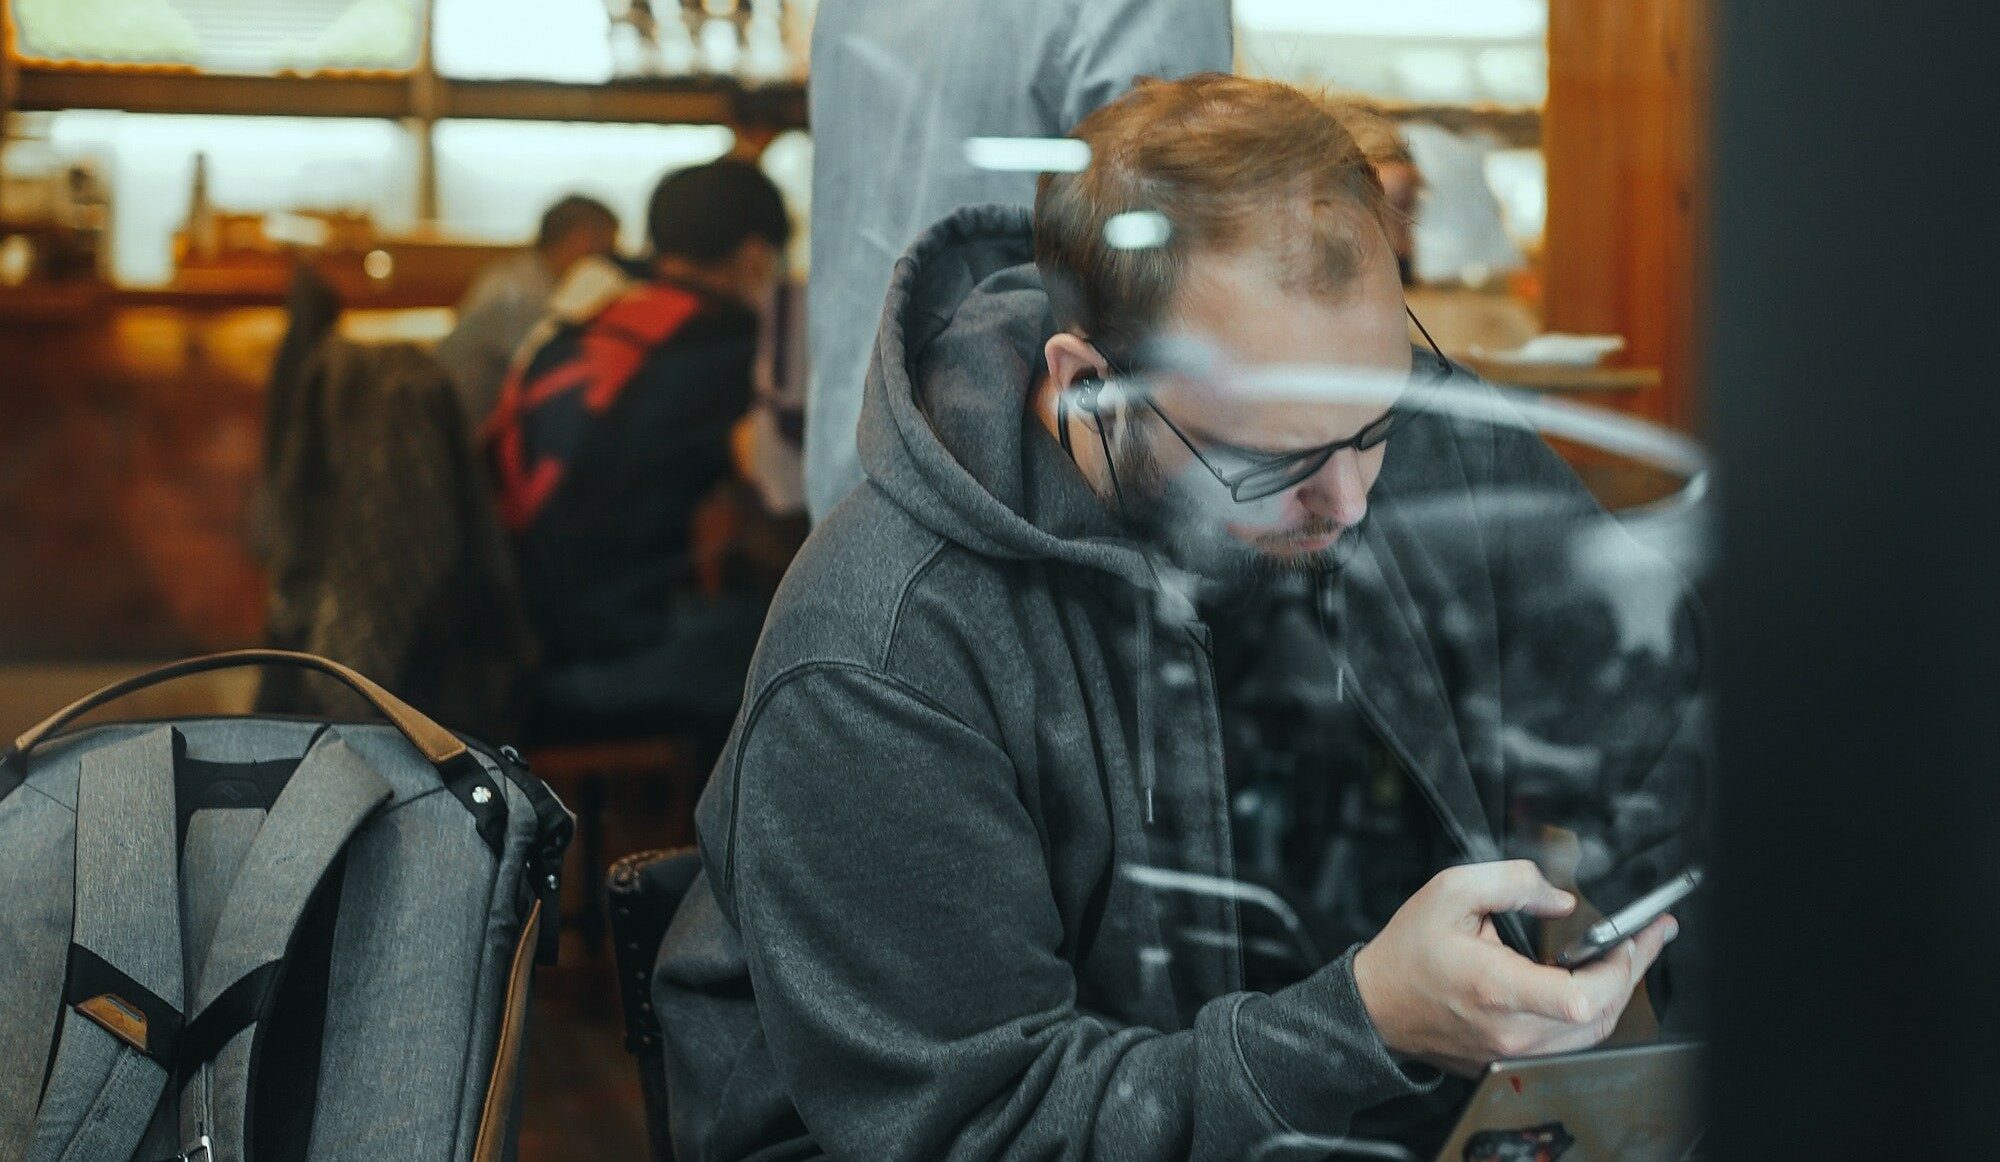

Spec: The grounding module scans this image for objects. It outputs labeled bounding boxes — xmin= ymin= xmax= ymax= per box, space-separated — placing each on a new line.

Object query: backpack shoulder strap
xmin=28 ymin=727 xmax=187 ymax=1162
xmin=174 ymin=727 xmax=390 ymax=1159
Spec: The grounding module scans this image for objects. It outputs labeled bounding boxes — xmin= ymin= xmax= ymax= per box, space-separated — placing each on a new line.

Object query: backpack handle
xmin=5 ymin=649 xmax=470 ymax=771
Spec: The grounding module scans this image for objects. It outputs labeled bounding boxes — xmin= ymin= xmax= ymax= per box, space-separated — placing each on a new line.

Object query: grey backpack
xmin=0 ymin=650 xmax=573 ymax=1162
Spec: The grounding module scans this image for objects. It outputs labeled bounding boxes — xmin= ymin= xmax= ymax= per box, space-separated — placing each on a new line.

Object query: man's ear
xmin=1044 ymin=333 xmax=1113 ymax=421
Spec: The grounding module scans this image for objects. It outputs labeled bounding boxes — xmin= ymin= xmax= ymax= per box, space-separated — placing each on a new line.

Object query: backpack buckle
xmin=160 ymin=1134 xmax=212 ymax=1162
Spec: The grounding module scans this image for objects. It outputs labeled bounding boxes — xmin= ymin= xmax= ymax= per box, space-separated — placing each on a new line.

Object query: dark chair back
xmin=607 ymin=846 xmax=704 ymax=1161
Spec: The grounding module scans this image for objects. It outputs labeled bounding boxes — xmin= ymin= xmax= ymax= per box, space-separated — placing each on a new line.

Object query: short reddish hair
xmin=1034 ymin=73 xmax=1390 ymax=361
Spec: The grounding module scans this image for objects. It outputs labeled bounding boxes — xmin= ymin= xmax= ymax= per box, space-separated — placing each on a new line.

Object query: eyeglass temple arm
xmin=1138 ymin=393 xmax=1245 ymax=487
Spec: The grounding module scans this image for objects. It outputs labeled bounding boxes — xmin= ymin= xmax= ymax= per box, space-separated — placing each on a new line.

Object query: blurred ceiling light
xmin=963 ymin=138 xmax=1091 ymax=174
xmin=1233 ymin=0 xmax=1545 ymax=40
xmin=0 ymin=237 xmax=35 ymax=286
xmin=1104 ymin=210 xmax=1172 ymax=251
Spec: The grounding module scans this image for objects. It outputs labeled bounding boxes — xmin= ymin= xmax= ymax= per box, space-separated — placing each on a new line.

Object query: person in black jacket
xmin=485 ymin=160 xmax=792 ymax=743
xmin=655 ymin=75 xmax=1705 ymax=1160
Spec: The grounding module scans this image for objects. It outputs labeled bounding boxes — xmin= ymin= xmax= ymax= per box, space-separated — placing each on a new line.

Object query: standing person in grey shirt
xmin=803 ymin=0 xmax=1232 ymax=521
xmin=435 ymin=194 xmax=620 ymax=430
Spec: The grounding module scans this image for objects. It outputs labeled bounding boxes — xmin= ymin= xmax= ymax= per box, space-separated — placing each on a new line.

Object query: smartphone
xmin=1553 ymin=867 xmax=1702 ymax=969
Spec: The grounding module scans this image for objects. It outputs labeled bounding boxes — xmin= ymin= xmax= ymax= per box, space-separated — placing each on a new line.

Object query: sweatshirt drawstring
xmin=1133 ymin=584 xmax=1157 ymax=824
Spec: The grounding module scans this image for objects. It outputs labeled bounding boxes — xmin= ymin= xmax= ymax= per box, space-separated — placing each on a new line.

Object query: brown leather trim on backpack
xmin=7 ymin=650 xmax=468 ymax=771
xmin=472 ymin=899 xmax=541 ymax=1162
xmin=75 ymin=993 xmax=150 ymax=1054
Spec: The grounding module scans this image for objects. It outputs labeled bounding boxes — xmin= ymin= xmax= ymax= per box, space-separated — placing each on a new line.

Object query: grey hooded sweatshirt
xmin=655 ymin=205 xmax=1708 ymax=1160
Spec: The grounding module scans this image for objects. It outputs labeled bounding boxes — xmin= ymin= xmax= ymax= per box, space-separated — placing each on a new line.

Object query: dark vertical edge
xmin=1706 ymin=0 xmax=2000 ymax=1156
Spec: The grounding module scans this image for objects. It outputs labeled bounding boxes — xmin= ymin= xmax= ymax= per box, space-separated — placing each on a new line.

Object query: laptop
xmin=1432 ymin=1041 xmax=1705 ymax=1162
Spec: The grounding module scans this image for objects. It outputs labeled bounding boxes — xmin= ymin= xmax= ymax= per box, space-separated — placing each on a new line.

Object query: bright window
xmin=432 ymin=120 xmax=735 ymax=251
xmin=1235 ymin=0 xmax=1547 ymax=105
xmin=11 ymin=0 xmax=421 ymax=73
xmin=40 ymin=111 xmax=417 ymax=285
xmin=430 ymin=0 xmax=613 ymax=82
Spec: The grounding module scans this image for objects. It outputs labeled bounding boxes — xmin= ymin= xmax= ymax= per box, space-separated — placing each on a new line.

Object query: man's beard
xmin=1107 ymin=430 xmax=1353 ymax=585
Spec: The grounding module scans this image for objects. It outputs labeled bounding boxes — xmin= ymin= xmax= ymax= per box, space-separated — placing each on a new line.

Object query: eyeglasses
xmin=1138 ymin=397 xmax=1401 ymax=503
xmin=1101 ymin=306 xmax=1451 ymax=504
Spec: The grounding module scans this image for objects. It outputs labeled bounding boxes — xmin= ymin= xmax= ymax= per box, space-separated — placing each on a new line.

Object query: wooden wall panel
xmin=0 ymin=308 xmax=274 ymax=660
xmin=1544 ymin=0 xmax=1710 ymax=432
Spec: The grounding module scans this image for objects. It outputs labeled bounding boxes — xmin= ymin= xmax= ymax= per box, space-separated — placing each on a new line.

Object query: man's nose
xmin=1297 ymin=448 xmax=1369 ymax=528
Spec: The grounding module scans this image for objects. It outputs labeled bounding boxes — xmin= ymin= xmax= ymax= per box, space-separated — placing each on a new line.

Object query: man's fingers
xmin=1455 ymin=940 xmax=1591 ymax=1022
xmin=1567 ymin=914 xmax=1678 ymax=1018
xmin=1440 ymin=860 xmax=1576 ymax=920
xmin=1460 ymin=916 xmax=1682 ymax=1061
xmin=1483 ymin=955 xmax=1597 ymax=1023
xmin=1473 ymin=913 xmax=1678 ymax=1027
xmin=1627 ymin=913 xmax=1678 ymax=968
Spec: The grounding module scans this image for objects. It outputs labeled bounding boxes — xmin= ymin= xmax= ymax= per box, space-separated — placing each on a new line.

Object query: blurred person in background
xmin=1346 ymin=116 xmax=1424 ymax=286
xmin=483 ymin=161 xmax=791 ymax=747
xmin=801 ymin=0 xmax=1233 ymax=522
xmin=437 ymin=193 xmax=620 ymax=429
xmin=1378 ymin=152 xmax=1422 ymax=286
xmin=655 ymin=75 xmax=1706 ymax=1159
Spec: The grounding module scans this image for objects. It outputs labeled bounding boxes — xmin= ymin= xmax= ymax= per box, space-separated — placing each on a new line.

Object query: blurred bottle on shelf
xmin=782 ymin=0 xmax=815 ymax=80
xmin=656 ymin=1 xmax=700 ymax=75
xmin=610 ymin=19 xmax=664 ymax=77
xmin=741 ymin=0 xmax=787 ymax=83
xmin=605 ymin=0 xmax=647 ymax=77
xmin=186 ymin=153 xmax=220 ymax=264
xmin=600 ymin=0 xmax=803 ymax=81
xmin=698 ymin=0 xmax=742 ymax=76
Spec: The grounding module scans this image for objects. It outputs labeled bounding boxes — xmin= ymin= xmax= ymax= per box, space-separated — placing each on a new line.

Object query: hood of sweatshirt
xmin=854 ymin=202 xmax=1169 ymax=590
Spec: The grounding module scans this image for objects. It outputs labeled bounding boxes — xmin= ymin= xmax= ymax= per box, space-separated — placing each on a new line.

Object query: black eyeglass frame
xmin=1073 ymin=305 xmax=1452 ymax=504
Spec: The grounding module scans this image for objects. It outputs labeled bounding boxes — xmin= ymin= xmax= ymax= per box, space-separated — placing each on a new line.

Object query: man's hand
xmin=1352 ymin=860 xmax=1677 ymax=1075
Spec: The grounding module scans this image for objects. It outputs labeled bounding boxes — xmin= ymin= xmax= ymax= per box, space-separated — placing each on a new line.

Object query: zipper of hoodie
xmin=1311 ymin=577 xmax=1478 ymax=867
xmin=1340 ymin=673 xmax=1474 ymax=863
xmin=1343 ymin=675 xmax=1535 ymax=958
xmin=1315 ymin=573 xmax=1534 ymax=958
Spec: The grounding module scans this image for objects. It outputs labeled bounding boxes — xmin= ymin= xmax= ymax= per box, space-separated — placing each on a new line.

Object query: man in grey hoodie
xmin=657 ymin=74 xmax=1704 ymax=1160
